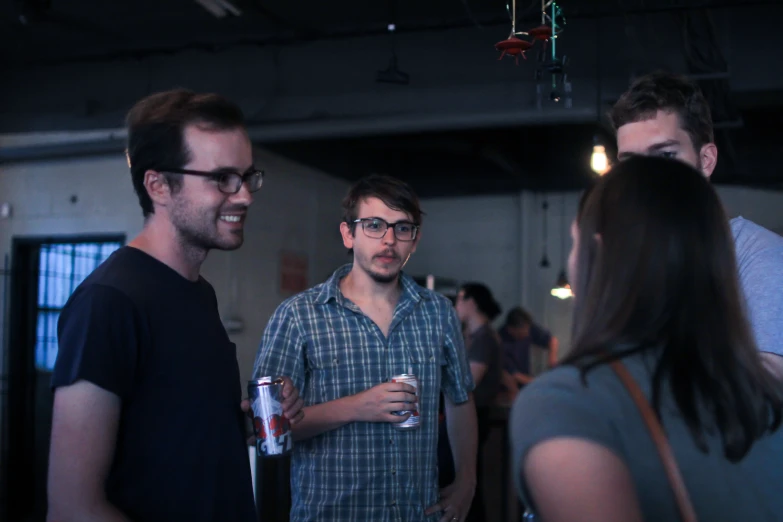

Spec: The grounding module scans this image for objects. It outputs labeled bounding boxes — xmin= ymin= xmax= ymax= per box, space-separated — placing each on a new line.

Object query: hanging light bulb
xmin=590 ymin=144 xmax=609 ymax=175
xmin=550 ymin=269 xmax=573 ymax=299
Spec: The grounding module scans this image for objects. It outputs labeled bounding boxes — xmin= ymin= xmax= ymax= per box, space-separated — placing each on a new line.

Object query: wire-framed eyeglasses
xmin=353 ymin=218 xmax=419 ymax=241
xmin=158 ymin=167 xmax=264 ymax=194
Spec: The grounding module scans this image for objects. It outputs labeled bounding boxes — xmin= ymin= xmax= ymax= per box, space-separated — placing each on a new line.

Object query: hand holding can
xmin=248 ymin=377 xmax=294 ymax=458
xmin=390 ymin=373 xmax=420 ymax=430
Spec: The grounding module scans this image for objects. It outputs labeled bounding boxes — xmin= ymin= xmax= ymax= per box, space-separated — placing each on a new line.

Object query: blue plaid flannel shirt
xmin=253 ymin=264 xmax=474 ymax=522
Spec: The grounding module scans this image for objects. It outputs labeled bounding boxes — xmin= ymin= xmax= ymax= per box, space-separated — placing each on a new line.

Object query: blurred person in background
xmin=454 ymin=282 xmax=503 ymax=522
xmin=499 ymin=307 xmax=558 ymax=392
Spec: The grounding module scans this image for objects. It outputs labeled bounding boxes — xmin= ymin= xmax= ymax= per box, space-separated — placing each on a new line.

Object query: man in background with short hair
xmin=610 ymin=70 xmax=783 ymax=375
xmin=499 ymin=306 xmax=558 ymax=390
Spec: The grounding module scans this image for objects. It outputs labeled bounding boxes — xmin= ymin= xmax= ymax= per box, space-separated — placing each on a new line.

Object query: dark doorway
xmin=3 ymin=236 xmax=124 ymax=522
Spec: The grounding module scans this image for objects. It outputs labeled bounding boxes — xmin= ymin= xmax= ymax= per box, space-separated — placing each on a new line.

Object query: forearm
xmin=501 ymin=370 xmax=518 ymax=391
xmin=514 ymin=372 xmax=533 ymax=385
xmin=291 ymin=396 xmax=357 ymax=441
xmin=444 ymin=393 xmax=478 ymax=484
xmin=548 ymin=338 xmax=559 ymax=367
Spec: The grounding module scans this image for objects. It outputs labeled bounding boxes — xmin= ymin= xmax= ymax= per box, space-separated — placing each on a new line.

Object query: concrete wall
xmin=407 ymin=186 xmax=783 ymax=363
xmin=0 ymin=149 xmax=350 ymax=493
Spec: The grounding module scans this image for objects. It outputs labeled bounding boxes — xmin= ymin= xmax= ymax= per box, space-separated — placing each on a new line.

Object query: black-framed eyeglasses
xmin=352 ymin=218 xmax=419 ymax=241
xmin=158 ymin=167 xmax=264 ymax=194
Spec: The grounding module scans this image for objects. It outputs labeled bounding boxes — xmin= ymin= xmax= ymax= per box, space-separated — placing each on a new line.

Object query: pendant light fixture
xmin=590 ymin=137 xmax=609 ymax=175
xmin=589 ymin=15 xmax=610 ymax=177
xmin=551 ymin=194 xmax=573 ymax=299
xmin=539 ymin=198 xmax=550 ymax=268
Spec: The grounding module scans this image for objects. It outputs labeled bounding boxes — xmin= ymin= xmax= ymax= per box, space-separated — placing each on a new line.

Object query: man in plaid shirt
xmin=253 ymin=174 xmax=478 ymax=522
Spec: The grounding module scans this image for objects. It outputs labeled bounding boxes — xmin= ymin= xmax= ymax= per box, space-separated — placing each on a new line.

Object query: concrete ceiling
xmin=2 ymin=0 xmax=782 ymax=196
xmin=1 ymin=0 xmax=771 ymax=66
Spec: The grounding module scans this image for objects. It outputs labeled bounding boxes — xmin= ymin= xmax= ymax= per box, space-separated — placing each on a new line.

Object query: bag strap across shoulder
xmin=607 ymin=358 xmax=699 ymax=522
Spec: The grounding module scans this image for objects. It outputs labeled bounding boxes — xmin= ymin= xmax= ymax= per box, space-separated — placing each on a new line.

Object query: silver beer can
xmin=248 ymin=377 xmax=293 ymax=457
xmin=390 ymin=373 xmax=420 ymax=430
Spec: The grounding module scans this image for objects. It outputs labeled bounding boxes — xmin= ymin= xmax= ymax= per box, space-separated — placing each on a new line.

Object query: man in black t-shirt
xmin=48 ymin=89 xmax=304 ymax=522
xmin=499 ymin=307 xmax=558 ymax=393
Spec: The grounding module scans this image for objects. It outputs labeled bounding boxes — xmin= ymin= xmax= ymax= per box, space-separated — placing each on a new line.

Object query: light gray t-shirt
xmin=731 ymin=216 xmax=783 ymax=357
xmin=510 ymin=351 xmax=783 ymax=521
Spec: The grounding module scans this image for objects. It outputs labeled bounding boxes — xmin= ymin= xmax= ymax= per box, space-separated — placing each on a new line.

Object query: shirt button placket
xmin=390 ymin=434 xmax=400 ymax=520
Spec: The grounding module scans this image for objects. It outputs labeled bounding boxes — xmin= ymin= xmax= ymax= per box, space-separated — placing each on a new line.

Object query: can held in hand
xmin=390 ymin=373 xmax=420 ymax=430
xmin=248 ymin=377 xmax=293 ymax=457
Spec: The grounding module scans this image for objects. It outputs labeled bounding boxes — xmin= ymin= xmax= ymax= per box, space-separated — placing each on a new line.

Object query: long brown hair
xmin=563 ymin=155 xmax=782 ymax=461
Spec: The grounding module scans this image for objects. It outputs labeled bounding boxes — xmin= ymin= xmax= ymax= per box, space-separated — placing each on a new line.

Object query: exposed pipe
xmin=0 ymin=138 xmax=127 ymax=164
xmin=0 ymin=107 xmax=596 ymax=164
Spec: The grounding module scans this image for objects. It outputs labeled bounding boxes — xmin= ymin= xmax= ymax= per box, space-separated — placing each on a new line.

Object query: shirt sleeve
xmin=51 ymin=284 xmax=140 ymax=400
xmin=252 ymin=298 xmax=306 ymax=393
xmin=441 ymin=304 xmax=475 ymax=404
xmin=737 ymin=245 xmax=783 ymax=357
xmin=530 ymin=323 xmax=552 ymax=348
xmin=468 ymin=332 xmax=491 ymax=365
xmin=509 ymin=368 xmax=622 ymax=511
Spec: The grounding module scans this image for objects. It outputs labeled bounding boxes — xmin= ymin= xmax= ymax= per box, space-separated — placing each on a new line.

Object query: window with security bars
xmin=35 ymin=241 xmax=122 ymax=371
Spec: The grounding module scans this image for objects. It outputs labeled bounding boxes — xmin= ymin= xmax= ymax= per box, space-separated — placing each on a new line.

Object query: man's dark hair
xmin=460 ymin=283 xmax=502 ymax=322
xmin=609 ymin=70 xmax=714 ymax=152
xmin=505 ymin=306 xmax=532 ymax=328
xmin=341 ymin=174 xmax=425 ymax=229
xmin=125 ymin=88 xmax=246 ymax=217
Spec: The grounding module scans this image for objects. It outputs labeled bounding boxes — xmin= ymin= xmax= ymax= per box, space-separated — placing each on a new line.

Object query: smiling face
xmin=339 ymin=197 xmax=419 ymax=284
xmin=616 ymin=110 xmax=717 ymax=177
xmin=166 ymin=124 xmax=254 ymax=252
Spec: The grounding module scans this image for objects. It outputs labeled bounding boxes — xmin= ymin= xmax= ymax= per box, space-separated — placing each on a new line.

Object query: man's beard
xmin=170 ymin=202 xmax=244 ymax=254
xmin=361 ymin=250 xmax=402 ymax=284
xmin=368 ymin=269 xmax=398 ymax=284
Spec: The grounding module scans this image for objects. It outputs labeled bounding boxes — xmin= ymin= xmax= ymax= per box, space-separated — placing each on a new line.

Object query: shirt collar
xmin=314 ymin=263 xmax=431 ymax=305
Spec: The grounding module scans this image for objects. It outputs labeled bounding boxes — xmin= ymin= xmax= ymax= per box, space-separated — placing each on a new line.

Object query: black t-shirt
xmin=467 ymin=324 xmax=502 ymax=409
xmin=51 ymin=246 xmax=257 ymax=522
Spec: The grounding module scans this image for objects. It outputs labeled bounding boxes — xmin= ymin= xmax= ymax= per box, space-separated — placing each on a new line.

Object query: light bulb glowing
xmin=550 ymin=286 xmax=573 ymax=299
xmin=551 ymin=269 xmax=573 ymax=300
xmin=591 ymin=144 xmax=609 ymax=175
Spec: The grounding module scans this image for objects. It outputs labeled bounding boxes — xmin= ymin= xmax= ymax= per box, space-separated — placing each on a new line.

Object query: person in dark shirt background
xmin=499 ymin=307 xmax=559 ymax=391
xmin=454 ymin=282 xmax=503 ymax=522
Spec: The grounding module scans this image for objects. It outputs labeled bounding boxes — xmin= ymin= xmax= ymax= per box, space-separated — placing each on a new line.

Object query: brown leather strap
xmin=608 ymin=359 xmax=699 ymax=522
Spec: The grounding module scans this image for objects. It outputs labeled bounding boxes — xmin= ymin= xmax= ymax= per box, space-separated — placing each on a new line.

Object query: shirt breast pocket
xmin=304 ymin=327 xmax=356 ymax=370
xmin=303 ymin=329 xmax=369 ymax=402
xmin=405 ymin=342 xmax=445 ymax=413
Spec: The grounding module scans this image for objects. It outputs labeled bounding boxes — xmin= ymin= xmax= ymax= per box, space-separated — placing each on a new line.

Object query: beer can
xmin=247 ymin=377 xmax=293 ymax=457
xmin=390 ymin=373 xmax=420 ymax=430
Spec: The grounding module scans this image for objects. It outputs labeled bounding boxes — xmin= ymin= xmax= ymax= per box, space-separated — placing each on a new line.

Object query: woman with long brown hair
xmin=510 ymin=156 xmax=783 ymax=521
